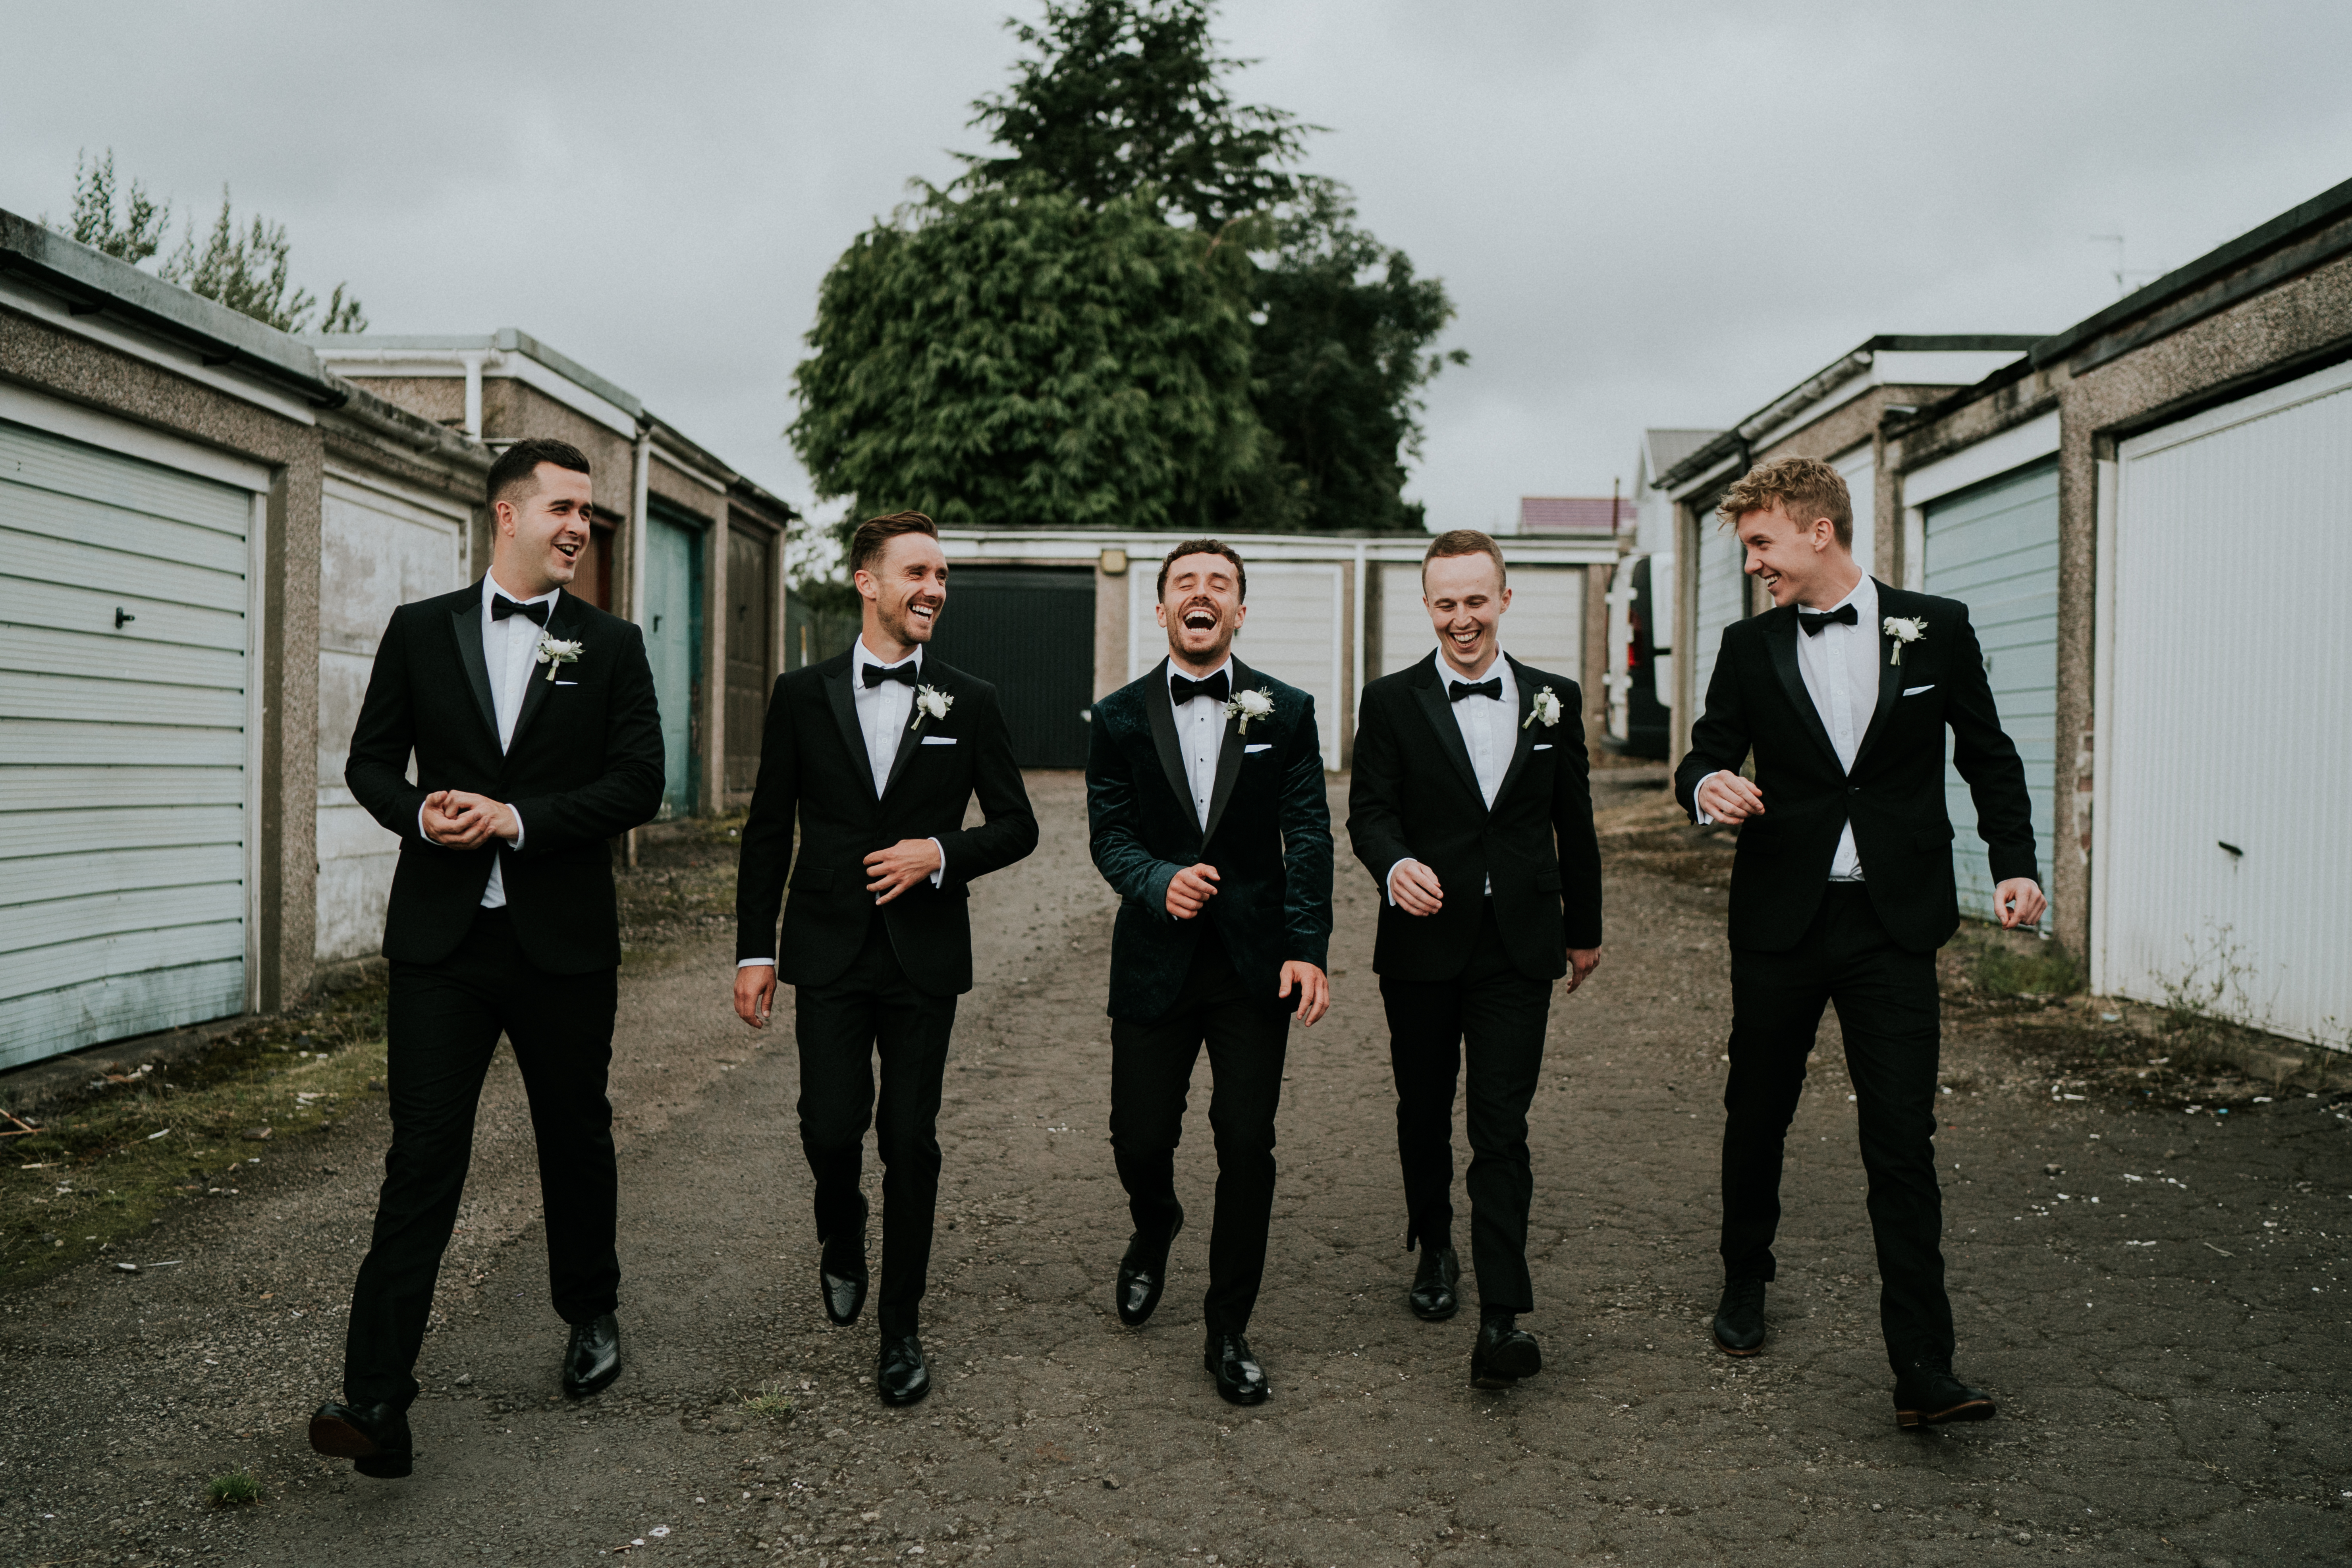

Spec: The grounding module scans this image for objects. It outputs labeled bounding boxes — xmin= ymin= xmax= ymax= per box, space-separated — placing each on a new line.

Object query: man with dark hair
xmin=1085 ymin=539 xmax=1333 ymax=1406
xmin=1347 ymin=528 xmax=1603 ymax=1389
xmin=310 ymin=439 xmax=664 ymax=1479
xmin=735 ymin=510 xmax=1036 ymax=1407
xmin=1678 ymin=456 xmax=2042 ymax=1428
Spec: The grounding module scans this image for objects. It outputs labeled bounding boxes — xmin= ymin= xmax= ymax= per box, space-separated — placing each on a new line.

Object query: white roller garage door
xmin=1690 ymin=509 xmax=1745 ymax=718
xmin=0 ymin=414 xmax=261 ymax=1069
xmin=1130 ymin=561 xmax=1341 ymax=768
xmin=2095 ymin=358 xmax=2352 ymax=1046
xmin=1378 ymin=562 xmax=1584 ymax=693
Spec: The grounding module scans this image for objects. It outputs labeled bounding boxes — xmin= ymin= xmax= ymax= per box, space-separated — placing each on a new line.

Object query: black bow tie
xmin=491 ymin=595 xmax=550 ymax=626
xmin=1448 ymin=677 xmax=1502 ymax=704
xmin=1799 ymin=604 xmax=1859 ymax=636
xmin=1170 ymin=669 xmax=1230 ymax=705
xmin=864 ymin=660 xmax=920 ymax=689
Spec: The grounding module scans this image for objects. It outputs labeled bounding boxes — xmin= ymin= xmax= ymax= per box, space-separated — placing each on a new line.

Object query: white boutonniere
xmin=910 ymin=683 xmax=954 ymax=730
xmin=1522 ymin=685 xmax=1564 ymax=730
xmin=1223 ymin=686 xmax=1275 ymax=734
xmin=534 ymin=635 xmax=583 ymax=683
xmin=1882 ymin=615 xmax=1928 ymax=667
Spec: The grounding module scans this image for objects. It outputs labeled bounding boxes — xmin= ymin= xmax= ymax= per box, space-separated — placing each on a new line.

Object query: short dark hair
xmin=1156 ymin=538 xmax=1247 ymax=602
xmin=487 ymin=438 xmax=591 ymax=509
xmin=849 ymin=510 xmax=940 ymax=576
xmin=1422 ymin=528 xmax=1507 ymax=588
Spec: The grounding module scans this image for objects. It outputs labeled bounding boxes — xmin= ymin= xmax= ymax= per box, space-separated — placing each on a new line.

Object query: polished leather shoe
xmin=1408 ymin=1245 xmax=1461 ymax=1321
xmin=877 ymin=1334 xmax=931 ymax=1406
xmin=1713 ymin=1277 xmax=1767 ymax=1356
xmin=1114 ymin=1208 xmax=1183 ymax=1327
xmin=307 ymin=1400 xmax=413 ymax=1479
xmin=562 ymin=1312 xmax=621 ymax=1398
xmin=1470 ymin=1316 xmax=1542 ymax=1389
xmin=820 ymin=1242 xmax=870 ymax=1327
xmin=1204 ymin=1332 xmax=1270 ymax=1405
xmin=1894 ymin=1365 xmax=1996 ymax=1429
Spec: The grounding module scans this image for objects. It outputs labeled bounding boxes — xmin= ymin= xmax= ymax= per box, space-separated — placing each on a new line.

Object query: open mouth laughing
xmin=1181 ymin=602 xmax=1219 ymax=632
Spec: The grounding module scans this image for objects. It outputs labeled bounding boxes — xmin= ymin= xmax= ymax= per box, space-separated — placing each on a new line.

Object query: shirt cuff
xmin=509 ymin=807 xmax=525 ymax=850
xmin=1385 ymin=859 xmax=1414 ymax=906
xmin=417 ymin=801 xmax=436 ymax=845
xmin=1692 ymin=771 xmax=1722 ymax=826
xmin=927 ymin=837 xmax=945 ymax=889
xmin=737 ymin=958 xmax=774 ymax=968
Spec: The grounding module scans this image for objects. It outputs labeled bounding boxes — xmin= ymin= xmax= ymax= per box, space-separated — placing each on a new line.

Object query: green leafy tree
xmin=791 ymin=177 xmax=1262 ymax=537
xmin=56 ymin=149 xmax=171 ymax=264
xmin=162 ymin=188 xmax=367 ymax=334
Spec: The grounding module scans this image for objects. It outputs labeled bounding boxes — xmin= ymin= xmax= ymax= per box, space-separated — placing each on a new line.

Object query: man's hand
xmin=424 ymin=789 xmax=518 ymax=847
xmin=1694 ymin=772 xmax=1765 ymax=825
xmin=1563 ymin=946 xmax=1602 ymax=995
xmin=1994 ymin=878 xmax=2047 ymax=930
xmin=1166 ymin=863 xmax=1220 ymax=920
xmin=1389 ymin=859 xmax=1444 ymax=916
xmin=734 ymin=964 xmax=777 ymax=1028
xmin=1278 ymin=960 xmax=1330 ymax=1026
xmin=864 ymin=839 xmax=943 ymax=905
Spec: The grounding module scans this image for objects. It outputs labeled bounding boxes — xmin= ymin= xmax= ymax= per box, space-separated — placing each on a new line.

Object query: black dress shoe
xmin=1893 ymin=1365 xmax=1996 ymax=1429
xmin=877 ymin=1334 xmax=931 ymax=1406
xmin=820 ymin=1242 xmax=869 ymax=1327
xmin=1204 ymin=1332 xmax=1270 ymax=1405
xmin=308 ymin=1400 xmax=413 ymax=1479
xmin=1114 ymin=1208 xmax=1183 ymax=1328
xmin=562 ymin=1313 xmax=621 ymax=1398
xmin=1469 ymin=1316 xmax=1542 ymax=1389
xmin=1713 ymin=1277 xmax=1767 ymax=1356
xmin=1408 ymin=1246 xmax=1460 ymax=1321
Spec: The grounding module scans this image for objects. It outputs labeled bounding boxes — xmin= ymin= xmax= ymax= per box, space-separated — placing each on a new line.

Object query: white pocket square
xmin=1532 ymin=743 xmax=1553 ymax=751
xmin=554 ymin=680 xmax=580 ymax=687
xmin=920 ymin=735 xmax=957 ymax=745
xmin=1244 ymin=742 xmax=1272 ymax=754
xmin=1902 ymin=683 xmax=1935 ymax=696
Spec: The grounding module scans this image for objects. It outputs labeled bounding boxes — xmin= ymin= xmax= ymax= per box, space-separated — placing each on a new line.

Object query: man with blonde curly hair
xmin=1674 ymin=455 xmax=2043 ymax=1429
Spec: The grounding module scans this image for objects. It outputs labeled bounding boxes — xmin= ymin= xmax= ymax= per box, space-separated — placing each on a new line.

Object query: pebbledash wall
xmin=1881 ymin=177 xmax=2352 ymax=1045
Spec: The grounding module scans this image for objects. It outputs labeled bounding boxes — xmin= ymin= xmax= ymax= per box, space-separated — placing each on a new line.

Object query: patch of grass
xmin=0 ymin=983 xmax=389 ymax=1293
xmin=207 ymin=1469 xmax=261 ymax=1507
xmin=1974 ymin=938 xmax=2082 ymax=999
xmin=737 ymin=1380 xmax=795 ymax=1421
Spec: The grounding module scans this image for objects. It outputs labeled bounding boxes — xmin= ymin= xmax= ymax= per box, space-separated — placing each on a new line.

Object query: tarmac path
xmin=6 ymin=770 xmax=2348 ymax=1566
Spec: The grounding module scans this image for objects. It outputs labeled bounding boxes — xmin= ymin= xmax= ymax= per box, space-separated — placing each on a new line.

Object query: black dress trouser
xmin=794 ymin=916 xmax=958 ymax=1339
xmin=345 ymin=907 xmax=620 ymax=1410
xmin=1379 ymin=898 xmax=1553 ymax=1314
xmin=1108 ymin=937 xmax=1291 ymax=1337
xmin=1720 ymin=883 xmax=1955 ymax=1376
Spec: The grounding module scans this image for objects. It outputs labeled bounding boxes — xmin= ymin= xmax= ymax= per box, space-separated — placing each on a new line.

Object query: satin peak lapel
xmin=880 ymin=676 xmax=931 ymax=801
xmin=1412 ymin=658 xmax=1486 ymax=809
xmin=1490 ymin=657 xmax=1543 ymax=806
xmin=450 ymin=592 xmax=498 ymax=747
xmin=505 ymin=592 xmax=568 ymax=753
xmin=1142 ymin=660 xmax=1199 ymax=844
xmin=1199 ymin=659 xmax=1251 ymax=848
xmin=1764 ymin=608 xmax=1843 ymax=771
xmin=822 ymin=658 xmax=875 ymax=803
xmin=1851 ymin=582 xmax=1907 ymax=770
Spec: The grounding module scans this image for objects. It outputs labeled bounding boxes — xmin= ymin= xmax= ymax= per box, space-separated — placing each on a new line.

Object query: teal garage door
xmin=1922 ymin=459 xmax=2058 ymax=926
xmin=0 ymin=419 xmax=255 ymax=1068
xmin=643 ymin=505 xmax=703 ymax=818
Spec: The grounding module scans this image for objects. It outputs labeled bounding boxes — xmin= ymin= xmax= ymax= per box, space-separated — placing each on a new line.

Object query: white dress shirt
xmin=739 ymin=636 xmax=942 ymax=970
xmin=1387 ymin=649 xmax=1514 ymax=903
xmin=420 ymin=572 xmax=544 ymax=906
xmin=1169 ymin=655 xmax=1235 ymax=832
xmin=1695 ymin=573 xmax=1877 ymax=881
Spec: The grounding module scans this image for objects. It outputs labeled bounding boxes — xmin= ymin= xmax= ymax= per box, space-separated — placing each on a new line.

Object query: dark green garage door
xmin=928 ymin=567 xmax=1094 ymax=768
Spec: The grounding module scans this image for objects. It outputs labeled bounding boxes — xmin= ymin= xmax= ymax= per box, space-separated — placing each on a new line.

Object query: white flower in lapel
xmin=1882 ymin=615 xmax=1928 ymax=667
xmin=1223 ymin=686 xmax=1275 ymax=734
xmin=911 ymin=683 xmax=954 ymax=730
xmin=534 ymin=635 xmax=583 ymax=683
xmin=1522 ymin=685 xmax=1564 ymax=730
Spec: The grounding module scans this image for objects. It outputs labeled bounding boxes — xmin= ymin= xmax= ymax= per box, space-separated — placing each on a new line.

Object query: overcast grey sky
xmin=7 ymin=2 xmax=2350 ymax=534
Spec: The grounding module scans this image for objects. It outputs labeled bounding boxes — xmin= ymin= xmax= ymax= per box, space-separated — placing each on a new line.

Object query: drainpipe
xmin=625 ymin=424 xmax=653 ymax=868
xmin=1350 ymin=541 xmax=1367 ymax=766
xmin=458 ymin=351 xmax=487 ymax=439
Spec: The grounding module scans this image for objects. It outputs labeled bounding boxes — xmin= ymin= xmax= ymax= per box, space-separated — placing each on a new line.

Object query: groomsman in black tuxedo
xmin=1676 ymin=456 xmax=2043 ymax=1429
xmin=312 ymin=438 xmax=665 ymax=1478
xmin=1085 ymin=540 xmax=1333 ymax=1405
xmin=734 ymin=511 xmax=1036 ymax=1406
xmin=1347 ymin=530 xmax=1603 ymax=1389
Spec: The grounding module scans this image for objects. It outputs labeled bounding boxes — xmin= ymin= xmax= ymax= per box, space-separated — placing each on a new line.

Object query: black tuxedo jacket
xmin=1347 ymin=652 xmax=1603 ymax=983
xmin=344 ymin=581 xmax=665 ymax=973
xmin=1086 ymin=657 xmax=1334 ymax=1025
xmin=734 ymin=649 xmax=1037 ymax=998
xmin=1672 ymin=581 xmax=2037 ymax=955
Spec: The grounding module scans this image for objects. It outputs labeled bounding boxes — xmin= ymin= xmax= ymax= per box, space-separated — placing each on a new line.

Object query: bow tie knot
xmin=864 ymin=660 xmax=920 ymax=689
xmin=1799 ymin=604 xmax=1859 ymax=636
xmin=1447 ymin=676 xmax=1502 ymax=704
xmin=1170 ymin=669 xmax=1230 ymax=705
xmin=491 ymin=595 xmax=550 ymax=626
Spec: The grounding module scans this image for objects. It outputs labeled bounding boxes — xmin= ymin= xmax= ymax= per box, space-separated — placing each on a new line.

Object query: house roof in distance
xmin=1519 ymin=496 xmax=1636 ymax=536
xmin=1642 ymin=428 xmax=1721 ymax=477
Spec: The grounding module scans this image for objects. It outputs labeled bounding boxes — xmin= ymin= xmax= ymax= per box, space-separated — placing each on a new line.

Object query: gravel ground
xmin=5 ymin=770 xmax=2348 ymax=1567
